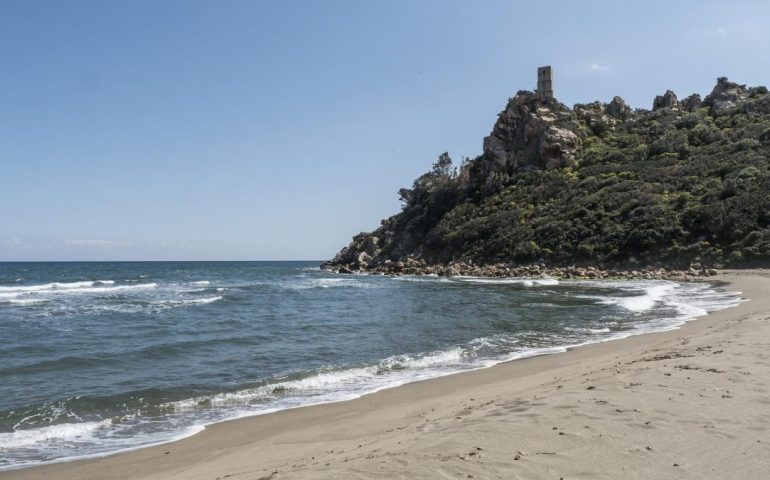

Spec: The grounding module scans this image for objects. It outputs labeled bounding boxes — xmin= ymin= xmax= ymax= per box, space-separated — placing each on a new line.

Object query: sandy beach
xmin=3 ymin=270 xmax=769 ymax=479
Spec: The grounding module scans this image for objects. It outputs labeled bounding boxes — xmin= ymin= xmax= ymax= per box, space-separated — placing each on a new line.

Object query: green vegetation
xmin=334 ymin=81 xmax=770 ymax=269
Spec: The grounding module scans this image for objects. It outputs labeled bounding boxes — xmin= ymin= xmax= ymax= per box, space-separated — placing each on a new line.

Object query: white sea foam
xmin=467 ymin=335 xmax=517 ymax=352
xmin=0 ymin=281 xmax=157 ymax=298
xmin=190 ymin=281 xmax=210 ymax=286
xmin=520 ymin=302 xmax=564 ymax=308
xmin=42 ymin=283 xmax=159 ymax=295
xmin=0 ymin=282 xmax=162 ymax=310
xmin=0 ymin=422 xmax=207 ymax=471
xmin=184 ymin=286 xmax=226 ymax=293
xmin=617 ymin=283 xmax=677 ymax=312
xmin=164 ymin=368 xmax=376 ymax=411
xmin=180 ymin=296 xmax=222 ymax=305
xmin=143 ymin=296 xmax=224 ymax=308
xmin=574 ymin=280 xmax=679 ymax=313
xmin=455 ymin=276 xmax=559 ymax=286
xmin=165 ymin=347 xmax=471 ymax=413
xmin=0 ymin=281 xmax=96 ymax=294
xmin=0 ymin=420 xmax=112 ymax=449
xmin=383 ymin=347 xmax=466 ymax=370
xmin=393 ymin=275 xmax=451 ymax=283
xmin=565 ymin=326 xmax=611 ymax=334
xmin=288 ymin=277 xmax=379 ymax=290
xmin=4 ymin=298 xmax=49 ymax=305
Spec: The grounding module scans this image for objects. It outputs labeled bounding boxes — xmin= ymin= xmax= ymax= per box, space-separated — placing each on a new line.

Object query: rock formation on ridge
xmin=325 ymin=74 xmax=770 ymax=273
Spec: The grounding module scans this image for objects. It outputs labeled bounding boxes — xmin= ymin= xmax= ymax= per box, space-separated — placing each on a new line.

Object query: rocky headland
xmin=323 ymin=74 xmax=770 ymax=279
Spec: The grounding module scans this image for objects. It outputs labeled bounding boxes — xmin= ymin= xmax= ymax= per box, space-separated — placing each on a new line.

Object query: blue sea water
xmin=0 ymin=261 xmax=742 ymax=469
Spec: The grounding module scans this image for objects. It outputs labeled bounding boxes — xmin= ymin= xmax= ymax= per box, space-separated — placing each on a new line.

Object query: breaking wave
xmin=455 ymin=276 xmax=559 ymax=286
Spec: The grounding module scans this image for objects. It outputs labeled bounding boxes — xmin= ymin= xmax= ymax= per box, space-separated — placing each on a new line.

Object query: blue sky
xmin=2 ymin=0 xmax=769 ymax=261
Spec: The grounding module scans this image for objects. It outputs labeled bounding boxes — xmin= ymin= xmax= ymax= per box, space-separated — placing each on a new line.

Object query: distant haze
xmin=2 ymin=0 xmax=769 ymax=260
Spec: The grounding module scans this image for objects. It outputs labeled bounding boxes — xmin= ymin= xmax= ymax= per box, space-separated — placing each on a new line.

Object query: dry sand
xmin=3 ymin=270 xmax=770 ymax=479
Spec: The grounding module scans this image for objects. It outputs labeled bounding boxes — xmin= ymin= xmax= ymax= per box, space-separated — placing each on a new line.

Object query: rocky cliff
xmin=481 ymin=92 xmax=579 ymax=171
xmin=325 ymin=77 xmax=770 ymax=274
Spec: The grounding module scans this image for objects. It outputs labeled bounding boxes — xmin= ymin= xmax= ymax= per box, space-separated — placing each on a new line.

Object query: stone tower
xmin=537 ymin=66 xmax=553 ymax=99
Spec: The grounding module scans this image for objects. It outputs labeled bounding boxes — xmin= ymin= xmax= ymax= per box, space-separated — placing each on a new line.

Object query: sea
xmin=0 ymin=261 xmax=742 ymax=470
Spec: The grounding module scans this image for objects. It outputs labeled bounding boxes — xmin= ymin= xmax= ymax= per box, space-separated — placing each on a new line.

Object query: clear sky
xmin=2 ymin=0 xmax=769 ymax=261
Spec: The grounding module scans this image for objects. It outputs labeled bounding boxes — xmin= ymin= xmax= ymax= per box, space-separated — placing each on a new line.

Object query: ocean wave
xmin=164 ymin=347 xmax=471 ymax=412
xmin=287 ymin=277 xmax=380 ymax=290
xmin=224 ymin=275 xmax=381 ymax=291
xmin=520 ymin=302 xmax=564 ymax=308
xmin=2 ymin=298 xmax=49 ymax=305
xmin=455 ymin=276 xmax=559 ymax=286
xmin=190 ymin=281 xmax=210 ymax=286
xmin=617 ymin=283 xmax=677 ymax=312
xmin=182 ymin=287 xmax=227 ymax=294
xmin=162 ymin=296 xmax=223 ymax=306
xmin=382 ymin=347 xmax=466 ymax=370
xmin=0 ymin=281 xmax=96 ymax=294
xmin=573 ymin=280 xmax=679 ymax=313
xmin=56 ymin=283 xmax=159 ymax=295
xmin=565 ymin=280 xmax=744 ymax=334
xmin=565 ymin=326 xmax=611 ymax=334
xmin=393 ymin=275 xmax=451 ymax=283
xmin=0 ymin=282 xmax=158 ymax=299
xmin=0 ymin=420 xmax=112 ymax=449
xmin=163 ymin=370 xmax=369 ymax=412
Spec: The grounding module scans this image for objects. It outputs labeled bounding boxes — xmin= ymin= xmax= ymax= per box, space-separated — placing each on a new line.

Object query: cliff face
xmin=325 ymin=78 xmax=770 ymax=272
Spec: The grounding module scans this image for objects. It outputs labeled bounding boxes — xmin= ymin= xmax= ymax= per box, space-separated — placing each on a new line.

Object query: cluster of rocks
xmin=327 ymin=231 xmax=386 ymax=268
xmin=651 ymin=89 xmax=702 ymax=113
xmin=703 ymin=77 xmax=749 ymax=113
xmin=573 ymin=96 xmax=658 ymax=137
xmin=605 ymin=96 xmax=631 ymax=118
xmin=320 ymin=259 xmax=719 ymax=281
xmin=650 ymin=77 xmax=751 ymax=114
xmin=652 ymin=90 xmax=680 ymax=111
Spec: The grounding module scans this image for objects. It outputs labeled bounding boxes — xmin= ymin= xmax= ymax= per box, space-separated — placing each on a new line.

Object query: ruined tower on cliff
xmin=537 ymin=66 xmax=553 ymax=99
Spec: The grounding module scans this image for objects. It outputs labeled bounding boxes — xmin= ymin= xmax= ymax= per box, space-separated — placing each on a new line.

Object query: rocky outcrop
xmin=574 ymin=101 xmax=620 ymax=138
xmin=681 ymin=94 xmax=703 ymax=112
xmin=482 ymin=91 xmax=578 ymax=172
xmin=320 ymin=258 xmax=716 ymax=281
xmin=538 ymin=126 xmax=579 ymax=169
xmin=653 ymin=90 xmax=679 ymax=110
xmin=328 ymin=231 xmax=384 ymax=268
xmin=605 ymin=96 xmax=631 ymax=118
xmin=704 ymin=77 xmax=749 ymax=113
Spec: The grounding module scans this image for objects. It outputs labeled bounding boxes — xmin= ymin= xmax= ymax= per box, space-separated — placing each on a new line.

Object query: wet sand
xmin=3 ymin=270 xmax=770 ymax=479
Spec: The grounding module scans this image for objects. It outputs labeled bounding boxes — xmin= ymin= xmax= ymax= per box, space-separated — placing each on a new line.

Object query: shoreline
xmin=3 ymin=270 xmax=769 ymax=479
xmin=0 ymin=277 xmax=730 ymax=470
xmin=321 ymin=259 xmax=719 ymax=280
